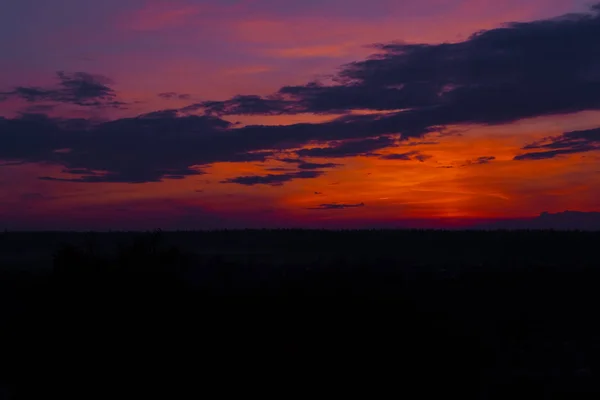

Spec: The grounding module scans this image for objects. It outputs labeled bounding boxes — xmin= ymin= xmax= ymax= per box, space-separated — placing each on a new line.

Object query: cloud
xmin=278 ymin=158 xmax=342 ymax=169
xmin=1 ymin=71 xmax=126 ymax=108
xmin=39 ymin=167 xmax=205 ymax=184
xmin=265 ymin=167 xmax=296 ymax=172
xmin=227 ymin=151 xmax=275 ymax=162
xmin=5 ymin=5 xmax=600 ymax=185
xmin=191 ymin=4 xmax=600 ymax=137
xmin=380 ymin=150 xmax=431 ymax=161
xmin=158 ymin=92 xmax=192 ymax=100
xmin=296 ymin=136 xmax=397 ymax=158
xmin=515 ymin=127 xmax=600 ymax=160
xmin=308 ymin=202 xmax=366 ymax=210
xmin=3 ymin=108 xmax=374 ymax=183
xmin=404 ymin=141 xmax=440 ymax=146
xmin=297 ymin=162 xmax=341 ymax=170
xmin=265 ymin=167 xmax=295 ymax=172
xmin=221 ymin=171 xmax=325 ymax=186
xmin=414 ymin=153 xmax=433 ymax=162
xmin=464 ymin=156 xmax=496 ymax=165
xmin=200 ymin=95 xmax=301 ymax=116
xmin=0 ymin=111 xmax=243 ymax=183
xmin=0 ymin=113 xmax=78 ymax=162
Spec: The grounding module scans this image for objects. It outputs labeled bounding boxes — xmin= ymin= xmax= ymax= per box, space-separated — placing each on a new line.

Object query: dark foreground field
xmin=1 ymin=229 xmax=600 ymax=399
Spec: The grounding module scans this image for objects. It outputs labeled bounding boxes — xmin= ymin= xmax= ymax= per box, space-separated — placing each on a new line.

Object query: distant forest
xmin=1 ymin=229 xmax=600 ymax=399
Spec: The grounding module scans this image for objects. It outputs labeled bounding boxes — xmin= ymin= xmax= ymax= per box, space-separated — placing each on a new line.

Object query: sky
xmin=1 ymin=0 xmax=600 ymax=229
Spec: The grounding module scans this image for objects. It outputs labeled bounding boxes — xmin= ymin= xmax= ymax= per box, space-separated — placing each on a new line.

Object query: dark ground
xmin=1 ymin=229 xmax=599 ymax=399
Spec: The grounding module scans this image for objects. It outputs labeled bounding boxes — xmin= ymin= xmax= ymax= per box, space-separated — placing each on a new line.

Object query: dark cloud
xmin=3 ymin=110 xmax=369 ymax=183
xmin=515 ymin=127 xmax=600 ymax=160
xmin=380 ymin=150 xmax=431 ymax=161
xmin=278 ymin=158 xmax=341 ymax=169
xmin=265 ymin=167 xmax=296 ymax=172
xmin=523 ymin=128 xmax=600 ymax=150
xmin=308 ymin=202 xmax=365 ymax=210
xmin=514 ymin=147 xmax=595 ymax=160
xmin=200 ymin=95 xmax=300 ymax=116
xmin=0 ymin=113 xmax=77 ymax=163
xmin=0 ymin=161 xmax=27 ymax=167
xmin=62 ymin=168 xmax=97 ymax=175
xmin=464 ymin=156 xmax=496 ymax=165
xmin=5 ymin=5 xmax=600 ymax=184
xmin=380 ymin=151 xmax=417 ymax=160
xmin=227 ymin=151 xmax=275 ymax=162
xmin=0 ymin=106 xmax=468 ymax=184
xmin=158 ymin=92 xmax=191 ymax=100
xmin=279 ymin=158 xmax=303 ymax=163
xmin=40 ymin=167 xmax=205 ymax=183
xmin=222 ymin=171 xmax=325 ymax=186
xmin=414 ymin=154 xmax=433 ymax=162
xmin=199 ymin=82 xmax=439 ymax=116
xmin=1 ymin=71 xmax=126 ymax=108
xmin=0 ymin=112 xmax=247 ymax=183
xmin=405 ymin=141 xmax=440 ymax=146
xmin=296 ymin=136 xmax=397 ymax=158
xmin=297 ymin=162 xmax=341 ymax=170
xmin=192 ymin=4 xmax=600 ymax=138
xmin=43 ymin=112 xmax=239 ymax=183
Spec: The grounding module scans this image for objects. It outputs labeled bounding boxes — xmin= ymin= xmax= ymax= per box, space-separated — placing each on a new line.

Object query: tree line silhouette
xmin=1 ymin=229 xmax=599 ymax=399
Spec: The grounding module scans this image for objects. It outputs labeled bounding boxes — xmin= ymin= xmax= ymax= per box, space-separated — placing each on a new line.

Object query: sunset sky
xmin=1 ymin=0 xmax=600 ymax=229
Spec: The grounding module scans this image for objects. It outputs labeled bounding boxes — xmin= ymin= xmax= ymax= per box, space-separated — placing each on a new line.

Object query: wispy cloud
xmin=222 ymin=170 xmax=325 ymax=186
xmin=515 ymin=127 xmax=600 ymax=160
xmin=463 ymin=156 xmax=496 ymax=166
xmin=158 ymin=92 xmax=191 ymax=100
xmin=308 ymin=202 xmax=365 ymax=210
xmin=279 ymin=158 xmax=342 ymax=170
xmin=380 ymin=150 xmax=431 ymax=162
xmin=1 ymin=71 xmax=126 ymax=108
xmin=296 ymin=137 xmax=397 ymax=158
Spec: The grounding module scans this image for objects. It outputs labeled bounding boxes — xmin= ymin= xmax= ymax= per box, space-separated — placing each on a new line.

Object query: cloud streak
xmin=515 ymin=127 xmax=600 ymax=160
xmin=380 ymin=150 xmax=431 ymax=161
xmin=158 ymin=92 xmax=191 ymax=100
xmin=1 ymin=72 xmax=126 ymax=108
xmin=295 ymin=136 xmax=397 ymax=158
xmin=222 ymin=170 xmax=325 ymax=186
xmin=464 ymin=156 xmax=496 ymax=166
xmin=308 ymin=202 xmax=366 ymax=210
xmin=279 ymin=158 xmax=342 ymax=169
